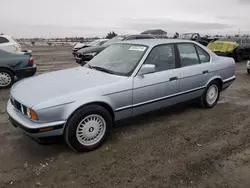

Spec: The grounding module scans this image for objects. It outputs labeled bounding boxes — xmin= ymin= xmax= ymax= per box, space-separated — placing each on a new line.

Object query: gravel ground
xmin=1 ymin=46 xmax=250 ymax=188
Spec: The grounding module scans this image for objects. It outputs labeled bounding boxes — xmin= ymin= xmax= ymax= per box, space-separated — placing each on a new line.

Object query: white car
xmin=0 ymin=34 xmax=21 ymax=53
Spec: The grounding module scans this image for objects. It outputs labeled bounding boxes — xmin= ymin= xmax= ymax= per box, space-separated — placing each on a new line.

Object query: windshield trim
xmin=88 ymin=43 xmax=149 ymax=77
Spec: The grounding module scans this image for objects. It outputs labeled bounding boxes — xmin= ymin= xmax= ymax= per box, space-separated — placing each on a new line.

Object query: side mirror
xmin=138 ymin=64 xmax=155 ymax=75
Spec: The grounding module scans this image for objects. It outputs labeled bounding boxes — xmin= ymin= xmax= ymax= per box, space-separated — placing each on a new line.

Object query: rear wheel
xmin=234 ymin=51 xmax=243 ymax=62
xmin=0 ymin=69 xmax=14 ymax=89
xmin=64 ymin=105 xmax=112 ymax=152
xmin=199 ymin=81 xmax=220 ymax=108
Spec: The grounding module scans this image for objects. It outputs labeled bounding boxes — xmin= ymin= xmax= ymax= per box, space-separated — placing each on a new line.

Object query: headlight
xmin=27 ymin=108 xmax=38 ymax=120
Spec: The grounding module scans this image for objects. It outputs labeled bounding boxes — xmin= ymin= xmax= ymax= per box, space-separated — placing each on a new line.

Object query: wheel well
xmin=213 ymin=78 xmax=223 ymax=90
xmin=0 ymin=67 xmax=15 ymax=75
xmin=69 ymin=102 xmax=115 ymax=123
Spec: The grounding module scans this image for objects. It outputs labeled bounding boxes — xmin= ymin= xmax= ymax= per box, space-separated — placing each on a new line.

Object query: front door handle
xmin=203 ymin=70 xmax=209 ymax=74
xmin=169 ymin=77 xmax=178 ymax=81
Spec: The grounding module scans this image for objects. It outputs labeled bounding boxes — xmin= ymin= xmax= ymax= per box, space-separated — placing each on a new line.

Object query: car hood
xmin=77 ymin=45 xmax=106 ymax=54
xmin=10 ymin=67 xmax=123 ymax=107
xmin=74 ymin=43 xmax=88 ymax=49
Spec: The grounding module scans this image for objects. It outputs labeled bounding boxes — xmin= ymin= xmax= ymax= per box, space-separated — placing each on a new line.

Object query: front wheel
xmin=199 ymin=81 xmax=220 ymax=108
xmin=64 ymin=105 xmax=112 ymax=152
xmin=0 ymin=69 xmax=14 ymax=89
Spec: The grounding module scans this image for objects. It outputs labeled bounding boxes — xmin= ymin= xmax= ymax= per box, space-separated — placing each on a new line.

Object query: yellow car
xmin=207 ymin=37 xmax=250 ymax=62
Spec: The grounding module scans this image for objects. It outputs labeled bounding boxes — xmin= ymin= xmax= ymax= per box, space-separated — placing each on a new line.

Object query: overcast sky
xmin=1 ymin=0 xmax=250 ymax=38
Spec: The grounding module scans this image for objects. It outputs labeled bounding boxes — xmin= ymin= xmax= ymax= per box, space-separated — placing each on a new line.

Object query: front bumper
xmin=6 ymin=100 xmax=66 ymax=138
xmin=14 ymin=65 xmax=37 ymax=79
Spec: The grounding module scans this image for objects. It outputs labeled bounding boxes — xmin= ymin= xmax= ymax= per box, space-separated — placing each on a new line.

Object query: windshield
xmin=102 ymin=36 xmax=125 ymax=46
xmin=179 ymin=34 xmax=193 ymax=39
xmin=218 ymin=38 xmax=241 ymax=43
xmin=88 ymin=43 xmax=148 ymax=76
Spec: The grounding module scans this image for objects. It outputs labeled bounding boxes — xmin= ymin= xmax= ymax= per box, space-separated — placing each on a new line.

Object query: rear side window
xmin=177 ymin=43 xmax=200 ymax=67
xmin=195 ymin=45 xmax=210 ymax=63
xmin=0 ymin=37 xmax=9 ymax=44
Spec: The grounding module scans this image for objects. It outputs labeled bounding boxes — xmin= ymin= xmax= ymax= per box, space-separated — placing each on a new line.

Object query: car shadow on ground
xmin=108 ymin=101 xmax=199 ymax=144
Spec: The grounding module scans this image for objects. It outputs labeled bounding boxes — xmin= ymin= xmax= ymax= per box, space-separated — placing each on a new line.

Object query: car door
xmin=132 ymin=44 xmax=180 ymax=116
xmin=177 ymin=43 xmax=211 ymax=101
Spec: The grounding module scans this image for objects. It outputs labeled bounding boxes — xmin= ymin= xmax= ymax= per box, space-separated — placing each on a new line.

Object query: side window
xmin=136 ymin=36 xmax=154 ymax=39
xmin=0 ymin=37 xmax=9 ymax=44
xmin=125 ymin=36 xmax=136 ymax=40
xmin=195 ymin=45 xmax=210 ymax=63
xmin=144 ymin=44 xmax=176 ymax=72
xmin=177 ymin=43 xmax=200 ymax=67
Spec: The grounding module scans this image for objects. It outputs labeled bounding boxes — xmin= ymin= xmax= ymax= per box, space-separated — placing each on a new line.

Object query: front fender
xmin=61 ymin=95 xmax=115 ymax=121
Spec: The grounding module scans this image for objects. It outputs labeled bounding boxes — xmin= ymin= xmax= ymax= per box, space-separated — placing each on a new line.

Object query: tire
xmin=199 ymin=81 xmax=220 ymax=108
xmin=234 ymin=52 xmax=243 ymax=62
xmin=0 ymin=69 xmax=15 ymax=89
xmin=64 ymin=105 xmax=112 ymax=152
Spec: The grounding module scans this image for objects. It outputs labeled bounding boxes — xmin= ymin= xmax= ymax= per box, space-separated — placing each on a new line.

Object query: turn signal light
xmin=27 ymin=108 xmax=38 ymax=120
xmin=39 ymin=127 xmax=53 ymax=132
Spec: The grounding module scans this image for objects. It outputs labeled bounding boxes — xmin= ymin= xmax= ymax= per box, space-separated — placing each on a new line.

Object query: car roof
xmin=117 ymin=39 xmax=197 ymax=47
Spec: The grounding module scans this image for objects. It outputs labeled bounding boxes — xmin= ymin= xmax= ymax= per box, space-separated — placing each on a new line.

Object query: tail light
xmin=28 ymin=56 xmax=34 ymax=66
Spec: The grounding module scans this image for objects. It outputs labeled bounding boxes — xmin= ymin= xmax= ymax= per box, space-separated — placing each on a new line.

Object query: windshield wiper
xmin=91 ymin=66 xmax=115 ymax=74
xmin=86 ymin=63 xmax=92 ymax=69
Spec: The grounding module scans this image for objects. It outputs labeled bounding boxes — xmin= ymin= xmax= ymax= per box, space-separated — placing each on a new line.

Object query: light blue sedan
xmin=6 ymin=39 xmax=236 ymax=152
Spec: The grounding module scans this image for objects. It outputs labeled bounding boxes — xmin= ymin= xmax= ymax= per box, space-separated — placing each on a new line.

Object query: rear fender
xmin=205 ymin=76 xmax=223 ymax=88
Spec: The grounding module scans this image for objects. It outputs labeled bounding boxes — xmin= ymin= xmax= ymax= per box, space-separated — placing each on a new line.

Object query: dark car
xmin=207 ymin=37 xmax=250 ymax=62
xmin=72 ymin=39 xmax=109 ymax=56
xmin=0 ymin=49 xmax=36 ymax=88
xmin=74 ymin=34 xmax=156 ymax=64
xmin=179 ymin=33 xmax=214 ymax=46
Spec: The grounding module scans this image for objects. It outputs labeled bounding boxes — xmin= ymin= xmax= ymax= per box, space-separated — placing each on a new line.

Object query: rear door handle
xmin=169 ymin=77 xmax=178 ymax=81
xmin=203 ymin=70 xmax=209 ymax=74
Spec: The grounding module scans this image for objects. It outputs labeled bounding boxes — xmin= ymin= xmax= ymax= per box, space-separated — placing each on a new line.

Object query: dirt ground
xmin=1 ymin=46 xmax=250 ymax=188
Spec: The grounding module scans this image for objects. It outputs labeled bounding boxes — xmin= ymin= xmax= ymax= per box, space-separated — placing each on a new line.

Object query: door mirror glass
xmin=139 ymin=64 xmax=155 ymax=75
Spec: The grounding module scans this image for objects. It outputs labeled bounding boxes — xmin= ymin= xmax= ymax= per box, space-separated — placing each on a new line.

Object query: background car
xmin=207 ymin=37 xmax=250 ymax=62
xmin=74 ymin=34 xmax=157 ymax=64
xmin=247 ymin=61 xmax=250 ymax=74
xmin=0 ymin=34 xmax=22 ymax=53
xmin=0 ymin=49 xmax=36 ymax=88
xmin=72 ymin=39 xmax=109 ymax=56
xmin=7 ymin=40 xmax=235 ymax=152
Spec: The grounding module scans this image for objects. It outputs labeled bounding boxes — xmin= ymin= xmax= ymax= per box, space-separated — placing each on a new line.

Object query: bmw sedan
xmin=6 ymin=39 xmax=236 ymax=152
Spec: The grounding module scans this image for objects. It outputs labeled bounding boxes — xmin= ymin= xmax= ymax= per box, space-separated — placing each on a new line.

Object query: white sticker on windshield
xmin=129 ymin=46 xmax=146 ymax=51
